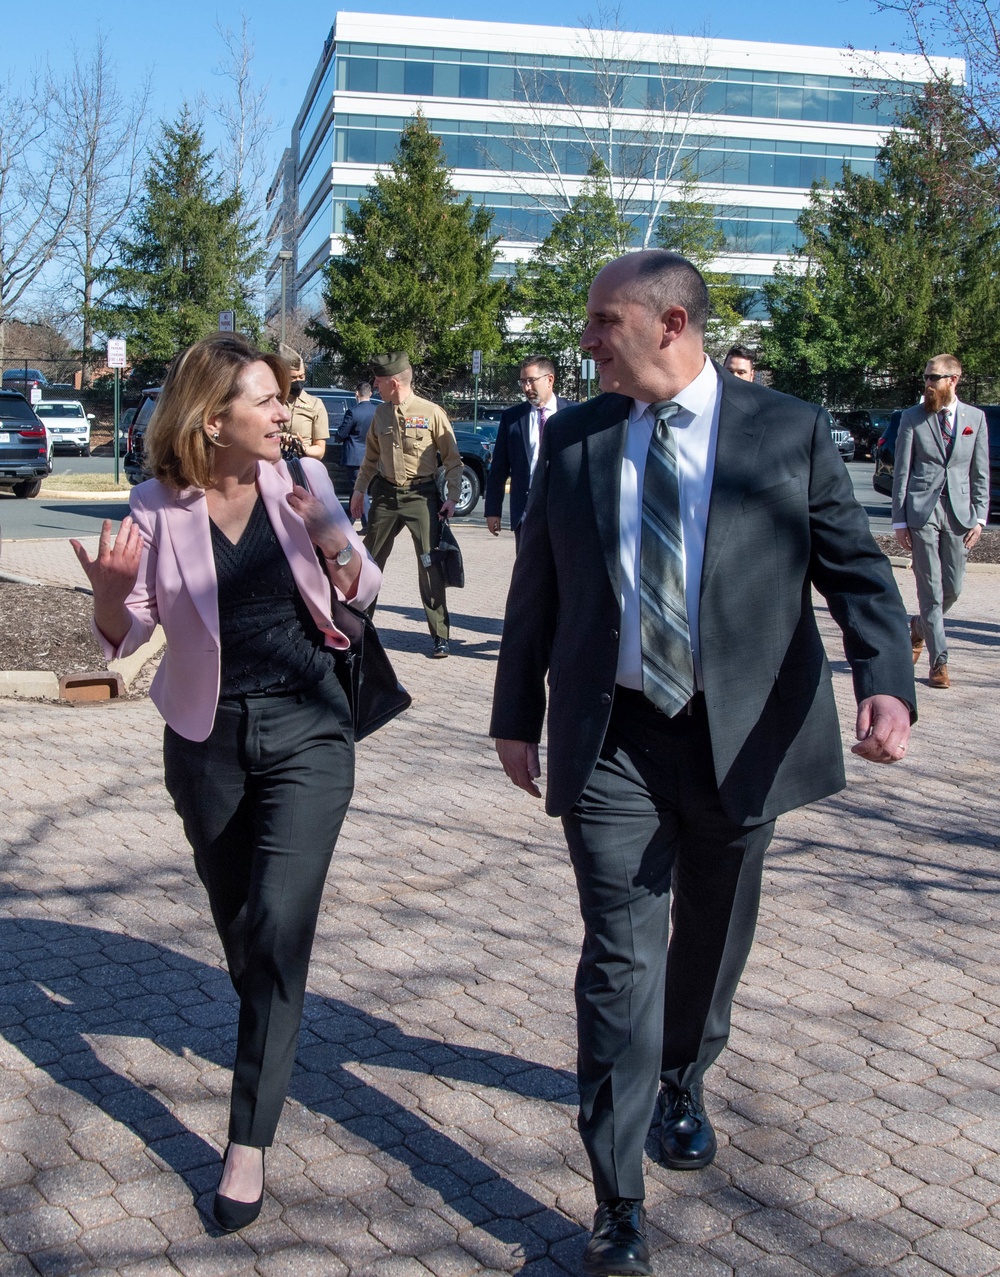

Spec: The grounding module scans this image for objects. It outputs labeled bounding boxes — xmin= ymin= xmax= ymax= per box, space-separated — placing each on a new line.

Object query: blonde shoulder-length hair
xmin=144 ymin=335 xmax=290 ymax=490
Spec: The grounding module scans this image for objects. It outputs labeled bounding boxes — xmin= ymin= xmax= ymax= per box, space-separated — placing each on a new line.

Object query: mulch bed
xmin=0 ymin=581 xmax=158 ymax=698
xmin=0 ymin=582 xmax=101 ymax=673
xmin=872 ymin=529 xmax=1000 ymax=565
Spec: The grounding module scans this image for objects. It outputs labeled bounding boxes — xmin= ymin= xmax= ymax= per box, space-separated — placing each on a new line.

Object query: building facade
xmin=265 ymin=12 xmax=958 ymax=322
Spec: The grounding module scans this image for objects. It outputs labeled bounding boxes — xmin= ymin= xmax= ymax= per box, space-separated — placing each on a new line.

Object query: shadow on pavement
xmin=0 ymin=916 xmax=584 ymax=1272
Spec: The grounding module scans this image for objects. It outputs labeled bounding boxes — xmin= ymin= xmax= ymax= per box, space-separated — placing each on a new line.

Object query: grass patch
xmin=41 ymin=472 xmax=132 ymax=493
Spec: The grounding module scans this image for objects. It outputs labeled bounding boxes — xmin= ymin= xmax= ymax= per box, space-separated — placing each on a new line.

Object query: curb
xmin=108 ymin=626 xmax=166 ymax=687
xmin=38 ymin=488 xmax=132 ymax=502
xmin=0 ymin=627 xmax=165 ymax=703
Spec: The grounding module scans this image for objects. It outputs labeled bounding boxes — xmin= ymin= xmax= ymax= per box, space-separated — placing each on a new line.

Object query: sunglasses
xmin=923 ymin=372 xmax=956 ymax=382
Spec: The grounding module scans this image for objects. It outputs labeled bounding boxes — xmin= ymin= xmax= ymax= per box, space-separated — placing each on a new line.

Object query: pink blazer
xmin=96 ymin=457 xmax=382 ymax=741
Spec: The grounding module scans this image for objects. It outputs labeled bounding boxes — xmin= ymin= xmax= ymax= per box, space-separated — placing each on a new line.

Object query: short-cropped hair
xmin=356 ymin=381 xmax=373 ymax=397
xmin=521 ymin=356 xmax=556 ymax=377
xmin=145 ymin=335 xmax=289 ymax=491
xmin=725 ymin=344 xmax=755 ymax=365
xmin=928 ymin=353 xmax=962 ymax=376
xmin=623 ymin=250 xmax=710 ymax=333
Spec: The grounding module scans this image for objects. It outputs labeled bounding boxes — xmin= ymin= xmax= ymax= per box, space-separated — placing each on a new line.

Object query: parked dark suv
xmin=834 ymin=409 xmax=895 ymax=460
xmin=0 ymin=389 xmax=50 ymax=498
xmin=124 ymin=388 xmax=495 ymax=517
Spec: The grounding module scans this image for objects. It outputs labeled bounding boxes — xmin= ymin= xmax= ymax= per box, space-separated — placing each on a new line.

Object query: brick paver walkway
xmin=1 ymin=524 xmax=998 ymax=1276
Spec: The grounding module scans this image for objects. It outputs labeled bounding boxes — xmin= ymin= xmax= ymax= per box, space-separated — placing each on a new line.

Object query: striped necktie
xmin=639 ymin=401 xmax=695 ymax=716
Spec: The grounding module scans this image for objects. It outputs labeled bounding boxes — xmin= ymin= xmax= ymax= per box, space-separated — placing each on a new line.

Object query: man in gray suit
xmin=491 ymin=250 xmax=916 ymax=1277
xmin=892 ymin=354 xmax=989 ymax=689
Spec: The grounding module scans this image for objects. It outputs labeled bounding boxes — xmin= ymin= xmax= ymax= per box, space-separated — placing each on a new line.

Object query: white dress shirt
xmin=527 ymin=396 xmax=558 ymax=478
xmin=616 ymin=356 xmax=722 ymax=691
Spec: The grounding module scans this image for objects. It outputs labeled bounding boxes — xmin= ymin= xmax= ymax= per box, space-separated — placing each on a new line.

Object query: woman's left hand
xmin=287 ymin=483 xmax=339 ymax=547
xmin=286 ymin=484 xmax=359 ymax=578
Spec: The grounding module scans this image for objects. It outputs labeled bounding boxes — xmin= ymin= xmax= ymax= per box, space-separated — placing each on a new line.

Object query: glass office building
xmin=266 ymin=13 xmax=958 ymax=318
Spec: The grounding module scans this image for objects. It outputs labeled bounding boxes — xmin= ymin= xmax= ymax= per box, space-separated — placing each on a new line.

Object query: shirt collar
xmin=630 ymin=356 xmax=718 ymax=424
xmin=535 ymin=396 xmax=558 ymax=413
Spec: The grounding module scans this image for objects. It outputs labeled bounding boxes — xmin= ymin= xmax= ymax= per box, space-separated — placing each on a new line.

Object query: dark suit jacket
xmin=490 ymin=366 xmax=917 ymax=823
xmin=337 ymin=400 xmax=377 ymax=467
xmin=484 ymin=396 xmax=574 ymax=529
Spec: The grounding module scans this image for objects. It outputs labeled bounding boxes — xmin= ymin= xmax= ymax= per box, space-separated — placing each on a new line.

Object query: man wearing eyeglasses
xmin=892 ymin=354 xmax=989 ymax=689
xmin=485 ymin=358 xmax=574 ymax=550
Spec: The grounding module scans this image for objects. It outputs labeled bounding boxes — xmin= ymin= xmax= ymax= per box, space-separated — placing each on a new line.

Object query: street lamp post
xmin=277 ymin=250 xmax=293 ymax=345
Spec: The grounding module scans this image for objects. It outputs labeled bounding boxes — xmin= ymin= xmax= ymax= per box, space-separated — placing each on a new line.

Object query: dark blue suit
xmin=337 ymin=399 xmax=377 ymax=468
xmin=484 ymin=396 xmax=574 ymax=531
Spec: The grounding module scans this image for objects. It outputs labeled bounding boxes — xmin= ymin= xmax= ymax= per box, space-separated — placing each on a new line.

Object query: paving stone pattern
xmin=1 ymin=525 xmax=998 ymax=1276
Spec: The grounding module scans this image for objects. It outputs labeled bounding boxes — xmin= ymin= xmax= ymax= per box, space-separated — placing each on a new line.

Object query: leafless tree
xmin=871 ymin=0 xmax=1000 ymax=163
xmin=208 ymin=14 xmax=276 ymax=248
xmin=0 ymin=74 xmax=75 ymax=373
xmin=493 ymin=6 xmax=719 ymax=248
xmin=263 ymin=306 xmax=326 ymax=362
xmin=53 ymin=35 xmax=151 ymax=385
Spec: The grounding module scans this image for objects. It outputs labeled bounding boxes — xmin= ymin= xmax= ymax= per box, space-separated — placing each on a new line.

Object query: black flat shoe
xmin=583 ymin=1197 xmax=651 ymax=1276
xmin=659 ymin=1082 xmax=717 ymax=1170
xmin=213 ymin=1143 xmax=264 ymax=1231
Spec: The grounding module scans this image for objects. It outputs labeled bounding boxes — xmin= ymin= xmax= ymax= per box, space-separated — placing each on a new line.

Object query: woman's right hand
xmin=70 ymin=518 xmax=143 ymax=646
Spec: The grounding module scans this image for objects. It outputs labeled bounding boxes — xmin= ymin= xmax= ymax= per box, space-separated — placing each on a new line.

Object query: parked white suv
xmin=34 ymin=400 xmax=95 ymax=456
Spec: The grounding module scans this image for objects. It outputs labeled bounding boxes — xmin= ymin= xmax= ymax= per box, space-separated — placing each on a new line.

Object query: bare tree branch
xmin=489 ymin=7 xmax=720 ymax=250
xmin=0 ymin=72 xmax=75 ymax=371
xmin=53 ymin=34 xmax=152 ymax=383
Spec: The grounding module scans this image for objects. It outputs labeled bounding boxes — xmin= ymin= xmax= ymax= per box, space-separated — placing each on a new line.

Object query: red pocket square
xmin=963 ymin=425 xmax=974 ymax=435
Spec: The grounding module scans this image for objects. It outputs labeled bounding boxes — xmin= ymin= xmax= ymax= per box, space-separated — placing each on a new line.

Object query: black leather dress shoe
xmin=659 ymin=1082 xmax=717 ymax=1170
xmin=583 ymin=1198 xmax=652 ymax=1276
xmin=431 ymin=637 xmax=450 ymax=658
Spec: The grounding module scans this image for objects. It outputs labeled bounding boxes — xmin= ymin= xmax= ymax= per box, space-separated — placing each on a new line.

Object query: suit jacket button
xmin=610 ymin=629 xmax=619 ymax=640
xmin=600 ymin=693 xmax=611 ymax=705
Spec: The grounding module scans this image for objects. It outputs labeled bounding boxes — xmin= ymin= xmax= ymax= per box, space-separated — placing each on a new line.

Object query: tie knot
xmin=652 ymin=400 xmax=680 ymax=424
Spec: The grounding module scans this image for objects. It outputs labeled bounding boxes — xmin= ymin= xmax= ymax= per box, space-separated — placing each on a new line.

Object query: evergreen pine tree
xmin=762 ymin=81 xmax=1000 ymax=405
xmin=97 ymin=107 xmax=261 ymax=384
xmin=514 ymin=156 xmax=633 ymax=384
xmin=654 ymin=164 xmax=750 ymax=354
xmin=312 ymin=113 xmax=506 ymax=393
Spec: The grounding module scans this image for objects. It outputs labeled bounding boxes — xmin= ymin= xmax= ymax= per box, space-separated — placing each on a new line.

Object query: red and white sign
xmin=107 ymin=338 xmax=127 ymax=369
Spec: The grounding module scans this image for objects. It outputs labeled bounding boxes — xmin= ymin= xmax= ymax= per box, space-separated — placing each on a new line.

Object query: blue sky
xmin=4 ymin=1 xmax=928 ymax=174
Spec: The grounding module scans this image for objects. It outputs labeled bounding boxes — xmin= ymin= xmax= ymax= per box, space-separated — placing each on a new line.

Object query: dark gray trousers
xmin=562 ymin=688 xmax=774 ymax=1202
xmin=164 ymin=668 xmax=354 ymax=1147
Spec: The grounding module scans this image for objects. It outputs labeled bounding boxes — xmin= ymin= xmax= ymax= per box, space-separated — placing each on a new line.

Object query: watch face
xmin=336 ymin=544 xmax=354 ymax=566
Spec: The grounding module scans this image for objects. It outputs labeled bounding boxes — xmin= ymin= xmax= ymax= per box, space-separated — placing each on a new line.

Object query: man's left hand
xmin=965 ymin=524 xmax=984 ymax=549
xmin=852 ymin=695 xmax=911 ymax=763
xmin=439 ymin=500 xmax=456 ymax=520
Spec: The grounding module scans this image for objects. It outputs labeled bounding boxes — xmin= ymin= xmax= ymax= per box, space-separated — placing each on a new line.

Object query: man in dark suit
xmin=892 ymin=353 xmax=989 ymax=689
xmin=338 ymin=382 xmax=377 ymax=526
xmin=485 ymin=357 xmax=573 ymax=550
xmin=490 ymin=250 xmax=916 ymax=1277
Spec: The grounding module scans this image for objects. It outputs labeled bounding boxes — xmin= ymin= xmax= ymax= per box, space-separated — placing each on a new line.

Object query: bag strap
xmin=286 ymin=455 xmax=309 ymax=492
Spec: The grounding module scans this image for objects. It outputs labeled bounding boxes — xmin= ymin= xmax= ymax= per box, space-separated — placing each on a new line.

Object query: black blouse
xmin=210 ymin=497 xmax=335 ymax=698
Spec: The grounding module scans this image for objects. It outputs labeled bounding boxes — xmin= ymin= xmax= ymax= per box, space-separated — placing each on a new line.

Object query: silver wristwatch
xmin=331 ymin=543 xmax=355 ymax=567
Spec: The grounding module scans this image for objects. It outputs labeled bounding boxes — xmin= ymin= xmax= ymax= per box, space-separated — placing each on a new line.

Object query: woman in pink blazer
xmin=73 ymin=335 xmax=381 ymax=1232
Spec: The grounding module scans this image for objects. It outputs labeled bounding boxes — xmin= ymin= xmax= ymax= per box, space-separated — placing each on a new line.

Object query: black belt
xmin=613 ymin=684 xmax=705 ymax=717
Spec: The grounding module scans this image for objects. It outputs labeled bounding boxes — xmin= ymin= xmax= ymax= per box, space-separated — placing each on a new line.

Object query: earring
xmin=210 ymin=431 xmax=220 ymax=441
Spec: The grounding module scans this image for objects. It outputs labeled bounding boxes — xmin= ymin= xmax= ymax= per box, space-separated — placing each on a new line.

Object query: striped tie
xmin=639 ymin=401 xmax=695 ymax=716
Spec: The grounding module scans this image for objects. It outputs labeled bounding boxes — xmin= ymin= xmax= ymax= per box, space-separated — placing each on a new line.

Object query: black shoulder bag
xmin=286 ymin=458 xmax=411 ymax=740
